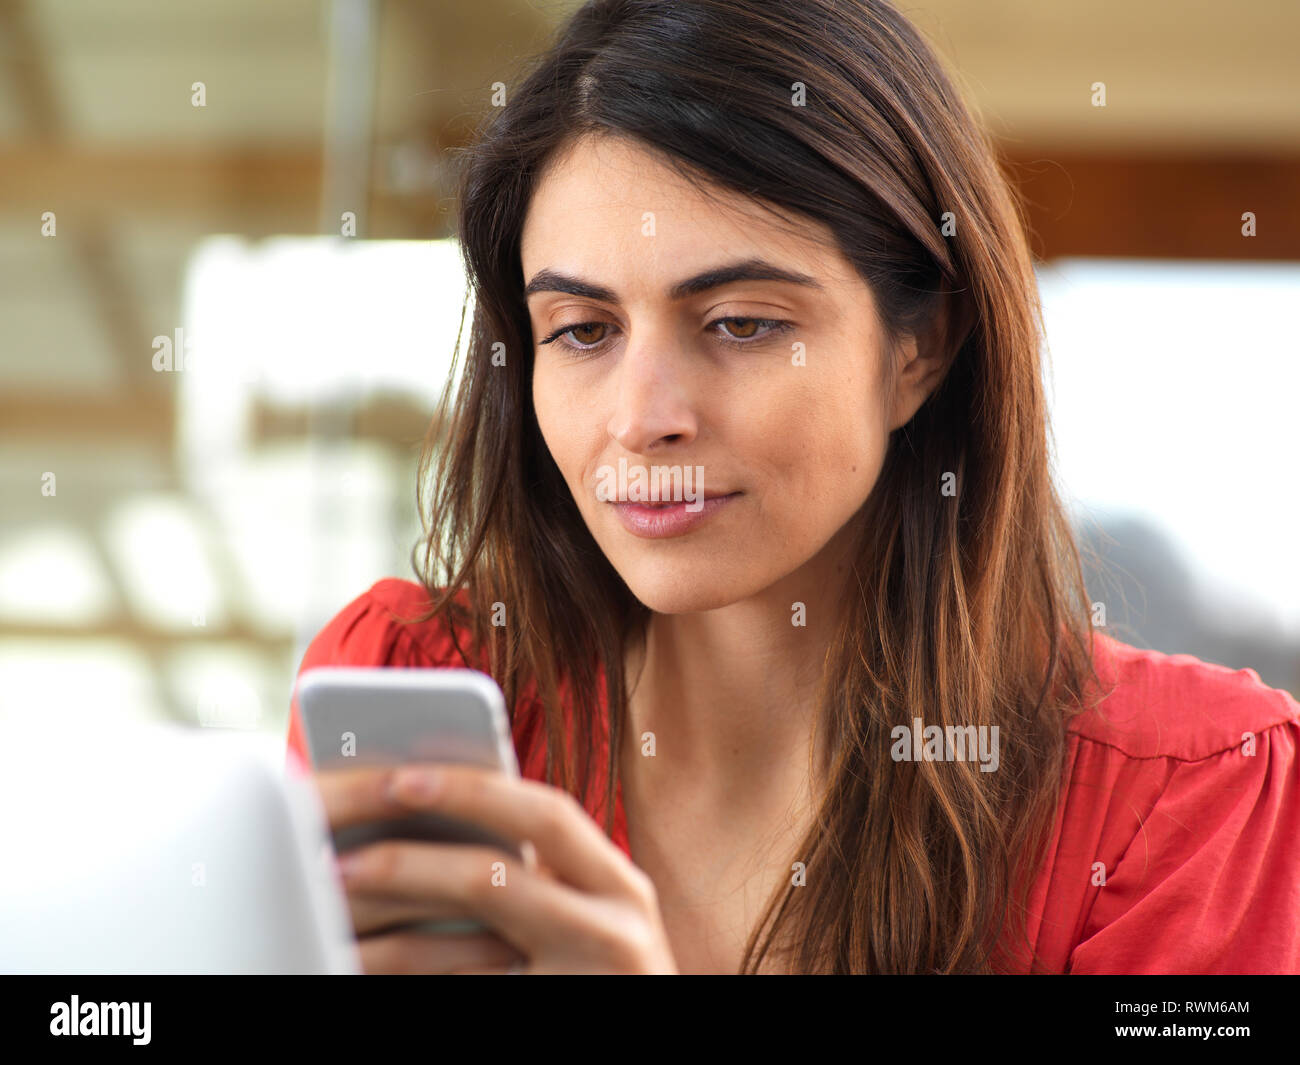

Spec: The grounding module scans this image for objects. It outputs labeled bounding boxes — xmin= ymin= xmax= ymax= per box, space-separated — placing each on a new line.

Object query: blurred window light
xmin=102 ymin=494 xmax=225 ymax=631
xmin=199 ymin=443 xmax=396 ymax=634
xmin=175 ymin=236 xmax=469 ymax=639
xmin=1038 ymin=258 xmax=1300 ymax=640
xmin=179 ymin=236 xmax=466 ymax=430
xmin=0 ymin=525 xmax=116 ymax=625
xmin=0 ymin=640 xmax=163 ymax=725
xmin=166 ymin=644 xmax=283 ymax=732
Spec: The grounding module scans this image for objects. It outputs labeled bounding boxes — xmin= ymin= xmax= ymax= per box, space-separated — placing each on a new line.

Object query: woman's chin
xmin=618 ymin=565 xmax=763 ymax=615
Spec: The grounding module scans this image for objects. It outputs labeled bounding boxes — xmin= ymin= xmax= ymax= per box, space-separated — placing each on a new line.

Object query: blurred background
xmin=1 ymin=0 xmax=1297 ymax=752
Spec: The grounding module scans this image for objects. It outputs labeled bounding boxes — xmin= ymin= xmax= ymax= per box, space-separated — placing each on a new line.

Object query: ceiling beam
xmin=0 ymin=392 xmax=174 ymax=444
xmin=1000 ymin=149 xmax=1300 ymax=261
xmin=0 ymin=619 xmax=293 ymax=652
xmin=0 ymin=392 xmax=437 ymax=451
xmin=0 ymin=145 xmax=324 ymax=232
xmin=4 ymin=143 xmax=1298 ymax=256
xmin=250 ymin=394 xmax=437 ymax=450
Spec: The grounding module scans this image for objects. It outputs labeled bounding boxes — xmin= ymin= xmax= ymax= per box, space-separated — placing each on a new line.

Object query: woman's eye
xmin=539 ymin=316 xmax=792 ymax=354
xmin=539 ymin=321 xmax=610 ymax=352
xmin=712 ymin=317 xmax=793 ymax=346
xmin=567 ymin=322 xmax=609 ymax=346
xmin=719 ymin=317 xmax=761 ymax=340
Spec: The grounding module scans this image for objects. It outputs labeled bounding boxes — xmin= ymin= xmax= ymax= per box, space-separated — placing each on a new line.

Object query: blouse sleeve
xmin=1068 ymin=714 xmax=1300 ymax=974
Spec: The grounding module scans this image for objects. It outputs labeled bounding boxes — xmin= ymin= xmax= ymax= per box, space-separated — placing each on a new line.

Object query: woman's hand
xmin=313 ymin=763 xmax=678 ymax=974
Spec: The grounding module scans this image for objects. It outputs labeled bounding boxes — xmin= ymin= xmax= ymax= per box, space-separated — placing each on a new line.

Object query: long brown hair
xmin=408 ymin=0 xmax=1109 ymax=973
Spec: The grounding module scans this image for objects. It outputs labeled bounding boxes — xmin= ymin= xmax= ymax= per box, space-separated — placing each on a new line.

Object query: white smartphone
xmin=295 ymin=666 xmax=525 ymax=936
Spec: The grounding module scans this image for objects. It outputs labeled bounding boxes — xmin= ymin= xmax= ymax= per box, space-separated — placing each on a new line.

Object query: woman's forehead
xmin=522 ymin=145 xmax=852 ymax=294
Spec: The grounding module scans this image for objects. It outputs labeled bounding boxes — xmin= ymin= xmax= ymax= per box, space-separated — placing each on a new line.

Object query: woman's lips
xmin=611 ymin=492 xmax=741 ymax=539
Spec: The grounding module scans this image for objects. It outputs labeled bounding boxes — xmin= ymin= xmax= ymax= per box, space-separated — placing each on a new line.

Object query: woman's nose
xmin=605 ymin=336 xmax=700 ymax=452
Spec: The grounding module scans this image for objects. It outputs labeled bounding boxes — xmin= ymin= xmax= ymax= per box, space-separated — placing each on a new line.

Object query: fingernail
xmin=388 ymin=767 xmax=443 ymax=802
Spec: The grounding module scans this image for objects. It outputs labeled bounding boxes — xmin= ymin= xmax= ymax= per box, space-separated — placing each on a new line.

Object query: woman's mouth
xmin=611 ymin=492 xmax=741 ymax=539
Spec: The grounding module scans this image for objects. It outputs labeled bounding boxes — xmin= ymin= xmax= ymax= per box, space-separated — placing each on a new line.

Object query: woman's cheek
xmin=533 ymin=380 xmax=588 ymax=495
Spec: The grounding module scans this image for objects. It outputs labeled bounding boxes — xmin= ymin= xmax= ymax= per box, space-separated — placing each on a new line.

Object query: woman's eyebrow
xmin=523 ymin=258 xmax=825 ymax=304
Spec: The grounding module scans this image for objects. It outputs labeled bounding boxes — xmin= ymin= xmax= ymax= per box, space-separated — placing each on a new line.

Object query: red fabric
xmin=287 ymin=577 xmax=1300 ymax=974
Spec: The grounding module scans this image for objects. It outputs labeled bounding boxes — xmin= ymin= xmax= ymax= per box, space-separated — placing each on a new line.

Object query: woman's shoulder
xmin=1068 ymin=629 xmax=1299 ymax=761
xmin=296 ymin=578 xmax=484 ymax=672
xmin=1041 ymin=631 xmax=1300 ymax=973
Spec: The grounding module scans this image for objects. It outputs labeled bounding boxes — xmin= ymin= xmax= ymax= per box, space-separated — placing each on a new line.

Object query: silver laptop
xmin=0 ymin=717 xmax=361 ymax=974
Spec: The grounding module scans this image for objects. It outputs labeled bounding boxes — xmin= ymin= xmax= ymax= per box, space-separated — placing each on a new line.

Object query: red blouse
xmin=286 ymin=577 xmax=1300 ymax=974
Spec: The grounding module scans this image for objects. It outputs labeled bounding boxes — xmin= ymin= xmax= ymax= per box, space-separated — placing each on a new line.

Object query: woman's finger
xmin=387 ymin=765 xmax=647 ymax=900
xmin=341 ymin=838 xmax=651 ymax=965
xmin=314 ymin=764 xmax=408 ymax=830
xmin=356 ymin=929 xmax=524 ymax=975
xmin=347 ymin=889 xmax=479 ymax=937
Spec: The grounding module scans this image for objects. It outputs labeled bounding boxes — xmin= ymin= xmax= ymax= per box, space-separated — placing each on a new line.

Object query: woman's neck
xmin=618 ymin=518 xmax=860 ymax=812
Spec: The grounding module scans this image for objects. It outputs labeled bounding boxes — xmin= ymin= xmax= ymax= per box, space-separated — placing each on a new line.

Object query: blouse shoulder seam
xmin=1069 ymin=711 xmax=1297 ymax=765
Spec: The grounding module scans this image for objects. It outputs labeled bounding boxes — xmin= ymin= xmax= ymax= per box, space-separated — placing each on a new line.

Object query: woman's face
xmin=523 ymin=133 xmax=929 ymax=614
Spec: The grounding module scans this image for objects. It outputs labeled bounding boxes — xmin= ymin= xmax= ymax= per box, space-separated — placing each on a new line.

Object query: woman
xmin=286 ymin=0 xmax=1300 ymax=974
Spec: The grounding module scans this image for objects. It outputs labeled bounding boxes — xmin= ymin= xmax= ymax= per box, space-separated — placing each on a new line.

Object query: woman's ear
xmin=887 ymin=282 xmax=973 ymax=431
